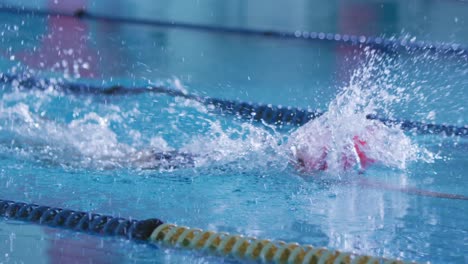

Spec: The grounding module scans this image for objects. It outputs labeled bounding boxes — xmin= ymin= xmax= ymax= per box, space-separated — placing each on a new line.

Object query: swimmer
xmin=132 ymin=136 xmax=375 ymax=172
xmin=289 ymin=134 xmax=374 ymax=173
xmin=130 ymin=125 xmax=468 ymax=201
xmin=134 ymin=122 xmax=380 ymax=174
xmin=287 ymin=118 xmax=383 ymax=174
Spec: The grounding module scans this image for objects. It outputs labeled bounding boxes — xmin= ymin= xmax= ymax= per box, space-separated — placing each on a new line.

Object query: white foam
xmin=0 ymin=53 xmax=436 ymax=173
xmin=181 ymin=119 xmax=287 ymax=171
xmin=287 ymin=49 xmax=434 ymax=175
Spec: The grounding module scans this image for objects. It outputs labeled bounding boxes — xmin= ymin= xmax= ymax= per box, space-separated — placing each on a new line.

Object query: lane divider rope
xmin=0 ymin=5 xmax=466 ymax=56
xmin=0 ymin=199 xmax=415 ymax=264
xmin=1 ymin=73 xmax=466 ymax=137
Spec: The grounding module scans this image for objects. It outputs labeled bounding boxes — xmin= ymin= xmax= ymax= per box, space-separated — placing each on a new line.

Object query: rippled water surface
xmin=0 ymin=2 xmax=467 ymax=264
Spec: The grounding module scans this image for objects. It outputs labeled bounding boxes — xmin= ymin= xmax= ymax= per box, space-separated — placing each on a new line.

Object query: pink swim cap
xmin=294 ymin=135 xmax=375 ymax=173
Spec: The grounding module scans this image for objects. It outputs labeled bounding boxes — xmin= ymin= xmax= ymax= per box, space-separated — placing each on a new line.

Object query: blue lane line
xmin=0 ymin=5 xmax=467 ymax=55
xmin=1 ymin=73 xmax=467 ymax=137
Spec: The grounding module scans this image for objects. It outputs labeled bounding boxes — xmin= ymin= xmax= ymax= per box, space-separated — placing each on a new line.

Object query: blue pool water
xmin=0 ymin=1 xmax=467 ymax=263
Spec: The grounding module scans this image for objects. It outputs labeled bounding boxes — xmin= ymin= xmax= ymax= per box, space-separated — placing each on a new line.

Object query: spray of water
xmin=0 ymin=50 xmax=437 ymax=173
xmin=288 ymin=49 xmax=434 ymax=175
xmin=180 ymin=119 xmax=287 ymax=171
xmin=0 ymin=83 xmax=287 ymax=172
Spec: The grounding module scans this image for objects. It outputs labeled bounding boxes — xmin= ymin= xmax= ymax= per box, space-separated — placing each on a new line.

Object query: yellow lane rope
xmin=149 ymin=223 xmax=415 ymax=264
xmin=0 ymin=199 xmax=418 ymax=263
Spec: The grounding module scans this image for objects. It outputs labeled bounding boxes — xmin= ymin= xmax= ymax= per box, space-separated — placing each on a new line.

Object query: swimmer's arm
xmin=131 ymin=150 xmax=195 ymax=170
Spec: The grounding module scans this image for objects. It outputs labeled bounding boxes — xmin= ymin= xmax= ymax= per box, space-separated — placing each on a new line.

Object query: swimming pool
xmin=0 ymin=1 xmax=467 ymax=263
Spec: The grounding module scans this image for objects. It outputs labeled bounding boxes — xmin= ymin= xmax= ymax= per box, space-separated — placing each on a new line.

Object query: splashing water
xmin=0 ymin=83 xmax=288 ymax=172
xmin=0 ymin=51 xmax=436 ymax=174
xmin=288 ymin=49 xmax=434 ymax=175
xmin=0 ymin=103 xmax=287 ymax=172
xmin=180 ymin=120 xmax=287 ymax=171
xmin=0 ymin=102 xmax=138 ymax=169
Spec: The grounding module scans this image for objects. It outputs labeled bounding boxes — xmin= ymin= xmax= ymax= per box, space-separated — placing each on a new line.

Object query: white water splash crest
xmin=0 ymin=102 xmax=139 ymax=169
xmin=181 ymin=119 xmax=288 ymax=171
xmin=0 ymin=100 xmax=288 ymax=172
xmin=288 ymin=49 xmax=435 ymax=175
xmin=0 ymin=52 xmax=438 ymax=173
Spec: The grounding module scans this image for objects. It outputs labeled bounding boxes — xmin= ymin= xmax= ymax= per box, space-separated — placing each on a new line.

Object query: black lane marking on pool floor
xmin=355 ymin=177 xmax=468 ymax=201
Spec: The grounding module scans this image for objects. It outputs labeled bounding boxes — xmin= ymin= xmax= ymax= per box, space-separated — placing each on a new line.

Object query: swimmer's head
xmin=289 ymin=125 xmax=376 ymax=174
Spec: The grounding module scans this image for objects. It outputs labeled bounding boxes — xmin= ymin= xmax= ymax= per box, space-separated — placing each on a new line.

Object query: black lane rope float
xmin=0 ymin=5 xmax=467 ymax=56
xmin=1 ymin=73 xmax=467 ymax=137
xmin=0 ymin=199 xmax=416 ymax=263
